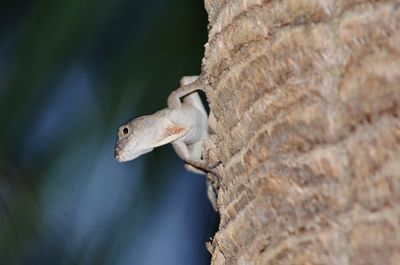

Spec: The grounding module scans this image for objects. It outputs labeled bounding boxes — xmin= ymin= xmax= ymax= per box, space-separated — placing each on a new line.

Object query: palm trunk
xmin=202 ymin=1 xmax=400 ymax=264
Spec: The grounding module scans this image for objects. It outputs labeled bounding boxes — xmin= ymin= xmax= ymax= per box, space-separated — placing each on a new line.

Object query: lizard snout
xmin=114 ymin=142 xmax=124 ymax=161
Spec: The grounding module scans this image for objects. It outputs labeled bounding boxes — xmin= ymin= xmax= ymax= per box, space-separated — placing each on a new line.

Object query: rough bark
xmin=202 ymin=1 xmax=400 ymax=264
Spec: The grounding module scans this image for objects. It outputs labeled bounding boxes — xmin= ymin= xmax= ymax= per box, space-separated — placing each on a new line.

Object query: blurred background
xmin=0 ymin=0 xmax=219 ymax=264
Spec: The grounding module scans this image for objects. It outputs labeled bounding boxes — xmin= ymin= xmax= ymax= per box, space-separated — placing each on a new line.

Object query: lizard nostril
xmin=123 ymin=127 xmax=129 ymax=135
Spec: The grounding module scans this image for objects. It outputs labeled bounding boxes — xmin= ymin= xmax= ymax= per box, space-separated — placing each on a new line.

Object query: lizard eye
xmin=122 ymin=127 xmax=129 ymax=135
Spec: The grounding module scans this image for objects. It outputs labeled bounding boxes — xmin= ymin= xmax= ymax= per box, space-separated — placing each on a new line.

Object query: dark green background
xmin=0 ymin=0 xmax=218 ymax=264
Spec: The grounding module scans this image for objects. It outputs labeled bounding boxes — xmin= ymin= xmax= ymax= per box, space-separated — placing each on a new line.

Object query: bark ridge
xmin=202 ymin=0 xmax=400 ymax=264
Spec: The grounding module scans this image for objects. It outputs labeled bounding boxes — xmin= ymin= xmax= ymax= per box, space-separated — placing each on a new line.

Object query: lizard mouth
xmin=114 ymin=144 xmax=153 ymax=162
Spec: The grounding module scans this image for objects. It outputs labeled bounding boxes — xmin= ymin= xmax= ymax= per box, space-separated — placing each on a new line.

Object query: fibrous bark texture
xmin=202 ymin=0 xmax=400 ymax=264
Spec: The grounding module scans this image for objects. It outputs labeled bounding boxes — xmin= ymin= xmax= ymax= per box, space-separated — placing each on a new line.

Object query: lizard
xmin=114 ymin=75 xmax=220 ymax=210
xmin=114 ymin=75 xmax=212 ymax=175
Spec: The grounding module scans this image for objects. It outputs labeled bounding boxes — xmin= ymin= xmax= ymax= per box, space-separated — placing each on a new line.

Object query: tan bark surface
xmin=202 ymin=1 xmax=400 ymax=264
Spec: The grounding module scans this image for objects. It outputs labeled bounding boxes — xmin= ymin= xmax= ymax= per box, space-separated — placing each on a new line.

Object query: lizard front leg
xmin=171 ymin=140 xmax=209 ymax=175
xmin=167 ymin=74 xmax=209 ymax=109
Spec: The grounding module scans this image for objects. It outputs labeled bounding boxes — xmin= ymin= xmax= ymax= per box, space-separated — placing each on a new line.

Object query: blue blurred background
xmin=0 ymin=0 xmax=219 ymax=264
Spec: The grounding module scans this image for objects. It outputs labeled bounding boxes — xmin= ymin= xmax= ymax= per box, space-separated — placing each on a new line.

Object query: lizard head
xmin=114 ymin=109 xmax=189 ymax=162
xmin=114 ymin=115 xmax=157 ymax=162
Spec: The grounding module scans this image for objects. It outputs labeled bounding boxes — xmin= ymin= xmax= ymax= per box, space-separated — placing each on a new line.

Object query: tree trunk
xmin=202 ymin=0 xmax=400 ymax=264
